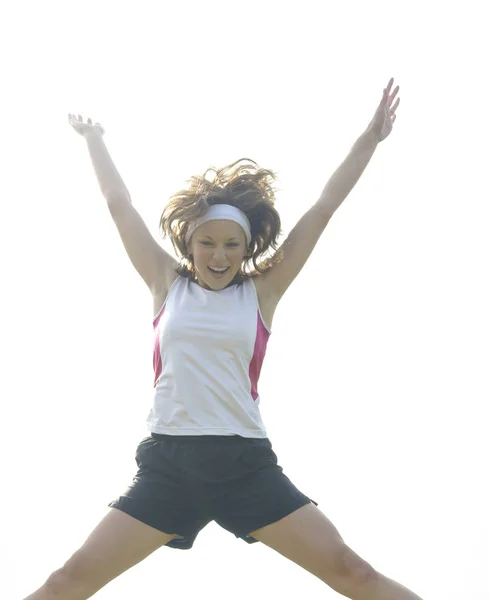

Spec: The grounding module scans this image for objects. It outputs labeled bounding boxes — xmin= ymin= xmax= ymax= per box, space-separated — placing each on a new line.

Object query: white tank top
xmin=146 ymin=276 xmax=271 ymax=437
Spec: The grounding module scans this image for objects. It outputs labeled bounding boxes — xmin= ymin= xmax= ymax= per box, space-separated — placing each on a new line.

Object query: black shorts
xmin=109 ymin=433 xmax=317 ymax=550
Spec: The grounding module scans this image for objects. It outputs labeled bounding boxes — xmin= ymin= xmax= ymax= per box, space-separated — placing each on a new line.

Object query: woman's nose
xmin=213 ymin=246 xmax=226 ymax=260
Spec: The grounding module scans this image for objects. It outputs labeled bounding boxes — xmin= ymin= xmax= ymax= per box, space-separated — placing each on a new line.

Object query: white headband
xmin=185 ymin=204 xmax=252 ymax=247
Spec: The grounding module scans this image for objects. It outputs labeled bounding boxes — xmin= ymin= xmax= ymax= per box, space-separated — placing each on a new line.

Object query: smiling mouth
xmin=208 ymin=266 xmax=230 ymax=276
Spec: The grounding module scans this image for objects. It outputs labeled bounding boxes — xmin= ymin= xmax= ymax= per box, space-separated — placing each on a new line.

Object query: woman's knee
xmin=326 ymin=545 xmax=379 ymax=595
xmin=44 ymin=552 xmax=105 ymax=600
xmin=44 ymin=570 xmax=81 ymax=599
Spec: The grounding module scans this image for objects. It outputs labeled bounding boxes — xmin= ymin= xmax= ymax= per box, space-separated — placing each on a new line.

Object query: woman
xmin=25 ymin=78 xmax=424 ymax=600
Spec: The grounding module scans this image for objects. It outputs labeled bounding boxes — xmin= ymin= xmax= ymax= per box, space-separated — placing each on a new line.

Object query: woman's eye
xmin=200 ymin=242 xmax=239 ymax=248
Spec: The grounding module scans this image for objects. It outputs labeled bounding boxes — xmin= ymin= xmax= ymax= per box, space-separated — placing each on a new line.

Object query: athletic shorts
xmin=109 ymin=433 xmax=318 ymax=550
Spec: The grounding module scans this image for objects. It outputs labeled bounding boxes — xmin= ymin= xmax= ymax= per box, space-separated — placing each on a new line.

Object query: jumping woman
xmin=25 ymin=78 xmax=425 ymax=600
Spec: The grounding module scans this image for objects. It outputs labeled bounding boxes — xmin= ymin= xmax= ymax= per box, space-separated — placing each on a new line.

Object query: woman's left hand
xmin=369 ymin=78 xmax=400 ymax=142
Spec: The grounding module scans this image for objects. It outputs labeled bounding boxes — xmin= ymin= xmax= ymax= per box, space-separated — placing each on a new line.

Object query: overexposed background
xmin=2 ymin=1 xmax=488 ymax=599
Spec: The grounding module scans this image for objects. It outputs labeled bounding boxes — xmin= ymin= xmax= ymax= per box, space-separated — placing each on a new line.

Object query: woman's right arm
xmin=69 ymin=115 xmax=178 ymax=295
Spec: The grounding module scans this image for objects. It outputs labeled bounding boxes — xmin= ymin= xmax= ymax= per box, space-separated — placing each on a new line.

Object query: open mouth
xmin=208 ymin=266 xmax=230 ymax=277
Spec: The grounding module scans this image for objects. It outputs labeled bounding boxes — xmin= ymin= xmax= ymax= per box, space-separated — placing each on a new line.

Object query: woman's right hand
xmin=68 ymin=114 xmax=105 ymax=138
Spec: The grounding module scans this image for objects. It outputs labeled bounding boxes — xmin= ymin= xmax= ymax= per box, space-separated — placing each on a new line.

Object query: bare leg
xmin=250 ymin=503 xmax=424 ymax=600
xmin=23 ymin=508 xmax=177 ymax=600
xmin=352 ymin=572 xmax=423 ymax=600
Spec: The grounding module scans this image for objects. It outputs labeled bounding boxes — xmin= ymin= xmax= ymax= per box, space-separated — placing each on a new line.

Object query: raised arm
xmin=68 ymin=115 xmax=178 ymax=296
xmin=257 ymin=79 xmax=401 ymax=301
xmin=317 ymin=79 xmax=400 ymax=218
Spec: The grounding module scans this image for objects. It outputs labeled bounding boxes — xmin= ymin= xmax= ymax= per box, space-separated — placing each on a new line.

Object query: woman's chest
xmin=157 ymin=284 xmax=260 ymax=355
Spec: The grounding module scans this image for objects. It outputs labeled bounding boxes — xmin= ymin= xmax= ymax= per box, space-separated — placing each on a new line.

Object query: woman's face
xmin=188 ymin=219 xmax=248 ymax=290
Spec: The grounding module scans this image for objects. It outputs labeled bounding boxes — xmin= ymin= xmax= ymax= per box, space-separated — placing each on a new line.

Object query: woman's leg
xmin=24 ymin=508 xmax=177 ymax=600
xmin=250 ymin=503 xmax=424 ymax=600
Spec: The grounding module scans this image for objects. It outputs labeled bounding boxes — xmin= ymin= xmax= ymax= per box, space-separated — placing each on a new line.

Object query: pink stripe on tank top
xmin=249 ymin=310 xmax=271 ymax=400
xmin=153 ymin=307 xmax=165 ymax=387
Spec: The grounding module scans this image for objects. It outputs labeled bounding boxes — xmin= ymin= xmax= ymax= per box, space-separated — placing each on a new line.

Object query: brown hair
xmin=159 ymin=158 xmax=283 ymax=284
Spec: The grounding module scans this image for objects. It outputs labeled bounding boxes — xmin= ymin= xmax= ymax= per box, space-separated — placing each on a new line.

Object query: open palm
xmin=369 ymin=78 xmax=400 ymax=142
xmin=68 ymin=114 xmax=105 ymax=137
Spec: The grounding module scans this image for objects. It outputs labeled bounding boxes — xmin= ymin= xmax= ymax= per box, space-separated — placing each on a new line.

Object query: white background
xmin=2 ymin=1 xmax=488 ymax=599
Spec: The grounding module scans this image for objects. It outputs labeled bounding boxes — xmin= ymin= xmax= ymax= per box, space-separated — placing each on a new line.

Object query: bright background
xmin=3 ymin=1 xmax=488 ymax=599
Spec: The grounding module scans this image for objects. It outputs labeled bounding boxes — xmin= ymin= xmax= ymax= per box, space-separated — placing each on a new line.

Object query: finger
xmin=389 ymin=85 xmax=400 ymax=106
xmin=88 ymin=117 xmax=92 ymax=125
xmin=391 ymin=97 xmax=401 ymax=113
xmin=78 ymin=114 xmax=82 ymax=121
xmin=385 ymin=77 xmax=394 ymax=93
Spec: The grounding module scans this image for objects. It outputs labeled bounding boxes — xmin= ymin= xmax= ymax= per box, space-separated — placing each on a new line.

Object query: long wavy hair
xmin=159 ymin=158 xmax=283 ymax=284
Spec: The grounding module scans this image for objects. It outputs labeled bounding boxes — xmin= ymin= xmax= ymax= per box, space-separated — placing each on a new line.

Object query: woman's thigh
xmin=47 ymin=508 xmax=176 ymax=597
xmin=250 ymin=503 xmax=376 ymax=594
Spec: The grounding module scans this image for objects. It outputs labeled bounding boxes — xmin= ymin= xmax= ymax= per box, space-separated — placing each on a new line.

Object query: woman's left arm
xmin=258 ymin=79 xmax=400 ymax=301
xmin=318 ymin=78 xmax=400 ymax=218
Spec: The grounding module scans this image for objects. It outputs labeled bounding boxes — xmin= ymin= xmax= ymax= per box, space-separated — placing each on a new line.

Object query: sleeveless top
xmin=146 ymin=276 xmax=271 ymax=438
